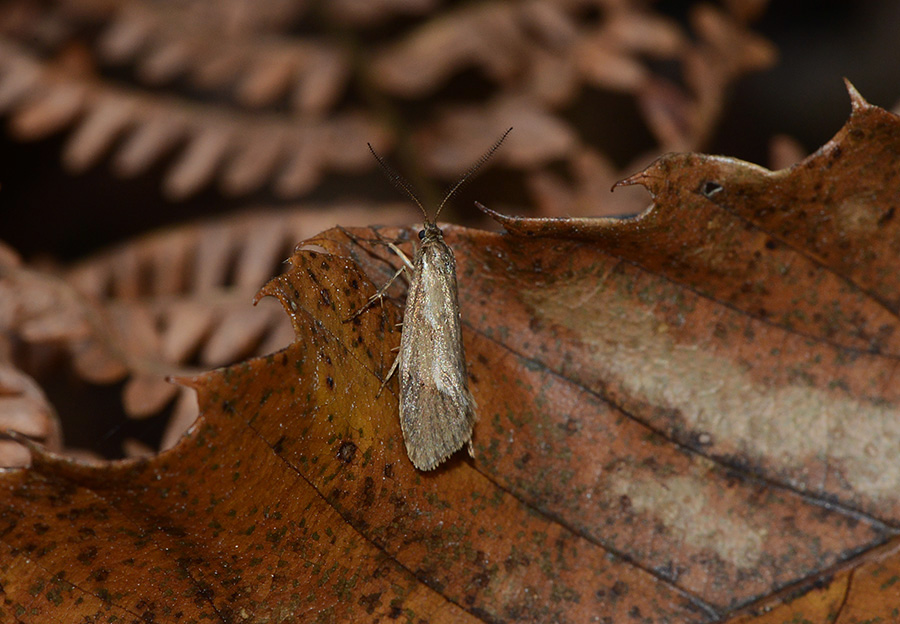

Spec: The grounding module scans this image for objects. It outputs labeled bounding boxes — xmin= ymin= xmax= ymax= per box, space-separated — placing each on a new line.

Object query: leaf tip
xmin=613 ymin=167 xmax=653 ymax=193
xmin=476 ymin=200 xmax=516 ymax=228
xmin=844 ymin=78 xmax=870 ymax=112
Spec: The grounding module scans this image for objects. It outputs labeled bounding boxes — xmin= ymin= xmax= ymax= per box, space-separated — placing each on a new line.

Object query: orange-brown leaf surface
xmin=3 ymin=86 xmax=900 ymax=622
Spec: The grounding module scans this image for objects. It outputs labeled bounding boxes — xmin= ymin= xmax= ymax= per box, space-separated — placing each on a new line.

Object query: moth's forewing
xmin=398 ymin=234 xmax=476 ymax=470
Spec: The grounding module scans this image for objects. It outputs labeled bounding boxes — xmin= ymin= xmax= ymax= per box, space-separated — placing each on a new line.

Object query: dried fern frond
xmin=0 ymin=364 xmax=61 ymax=467
xmin=0 ymin=41 xmax=388 ymax=198
xmin=0 ymin=0 xmax=774 ymax=214
xmin=0 ymin=204 xmax=409 ymax=465
xmin=374 ymin=1 xmax=775 ymax=152
xmin=97 ymin=3 xmax=349 ymax=113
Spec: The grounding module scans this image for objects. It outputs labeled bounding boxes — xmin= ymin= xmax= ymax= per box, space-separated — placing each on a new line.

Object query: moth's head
xmin=418 ymin=221 xmax=443 ymax=243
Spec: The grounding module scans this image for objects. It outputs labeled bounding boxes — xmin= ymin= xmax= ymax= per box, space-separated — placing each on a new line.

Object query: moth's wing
xmin=398 ymin=239 xmax=476 ymax=471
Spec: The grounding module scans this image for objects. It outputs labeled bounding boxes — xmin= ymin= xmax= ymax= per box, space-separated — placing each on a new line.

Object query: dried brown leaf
xmin=8 ymin=87 xmax=900 ymax=619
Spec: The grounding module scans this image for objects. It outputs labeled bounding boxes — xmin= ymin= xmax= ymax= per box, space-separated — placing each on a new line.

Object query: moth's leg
xmin=343 ymin=264 xmax=406 ymax=322
xmin=375 ymin=353 xmax=400 ymax=398
xmin=386 ymin=242 xmax=415 ymax=272
xmin=341 ymin=232 xmax=413 ymax=391
xmin=343 ymin=237 xmax=415 ymax=322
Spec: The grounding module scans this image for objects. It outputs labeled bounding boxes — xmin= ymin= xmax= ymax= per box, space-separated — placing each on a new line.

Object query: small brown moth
xmin=362 ymin=129 xmax=512 ymax=470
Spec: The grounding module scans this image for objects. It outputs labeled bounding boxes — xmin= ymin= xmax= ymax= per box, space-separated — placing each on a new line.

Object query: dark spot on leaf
xmin=358 ymin=591 xmax=382 ymax=614
xmin=879 ymin=206 xmax=896 ymax=225
xmin=76 ymin=546 xmax=98 ymax=565
xmin=388 ymin=605 xmax=403 ymax=619
xmin=504 ymin=550 xmax=530 ymax=572
xmin=222 ymin=400 xmax=235 ymax=414
xmin=611 ymin=580 xmax=629 ymax=597
xmin=471 ymin=571 xmax=490 ymax=588
xmin=628 ymin=605 xmax=643 ymax=619
xmin=326 ymin=376 xmax=334 ymax=389
xmin=90 ymin=567 xmax=110 ymax=582
xmin=272 ymin=435 xmax=286 ymax=454
xmin=192 ymin=583 xmax=216 ymax=607
xmin=362 ymin=476 xmax=376 ymax=508
xmin=32 ymin=522 xmax=49 ymax=535
xmin=383 ymin=463 xmax=394 ymax=478
xmin=337 ymin=441 xmax=357 ymax=464
xmin=266 ymin=526 xmax=288 ymax=545
xmin=350 ymin=279 xmax=359 ymax=290
xmin=321 ymin=260 xmax=329 ymax=270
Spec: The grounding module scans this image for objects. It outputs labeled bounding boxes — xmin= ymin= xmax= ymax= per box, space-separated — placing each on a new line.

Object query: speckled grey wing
xmin=398 ymin=237 xmax=476 ymax=470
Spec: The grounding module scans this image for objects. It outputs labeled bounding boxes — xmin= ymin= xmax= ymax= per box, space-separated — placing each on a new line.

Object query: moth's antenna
xmin=435 ymin=127 xmax=512 ymax=221
xmin=368 ymin=143 xmax=427 ymax=218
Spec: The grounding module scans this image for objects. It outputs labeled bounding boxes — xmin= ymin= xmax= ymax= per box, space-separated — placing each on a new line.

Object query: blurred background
xmin=1 ymin=0 xmax=899 ymax=464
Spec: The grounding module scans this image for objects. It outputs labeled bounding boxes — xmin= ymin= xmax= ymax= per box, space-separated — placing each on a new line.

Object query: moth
xmin=359 ymin=129 xmax=512 ymax=470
